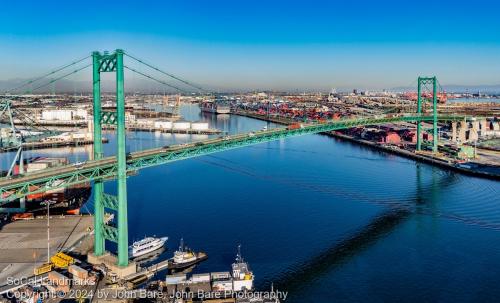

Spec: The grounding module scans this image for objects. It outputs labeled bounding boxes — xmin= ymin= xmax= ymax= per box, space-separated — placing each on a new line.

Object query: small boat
xmin=129 ymin=236 xmax=168 ymax=258
xmin=167 ymin=238 xmax=208 ymax=270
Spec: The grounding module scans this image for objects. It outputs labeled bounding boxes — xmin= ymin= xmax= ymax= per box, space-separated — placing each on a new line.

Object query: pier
xmin=124 ymin=259 xmax=171 ymax=285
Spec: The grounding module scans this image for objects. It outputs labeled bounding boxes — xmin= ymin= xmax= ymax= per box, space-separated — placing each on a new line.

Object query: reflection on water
xmin=270 ymin=208 xmax=411 ymax=292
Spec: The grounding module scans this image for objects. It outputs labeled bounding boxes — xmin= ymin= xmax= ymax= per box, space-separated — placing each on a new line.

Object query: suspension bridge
xmin=0 ymin=49 xmax=478 ymax=270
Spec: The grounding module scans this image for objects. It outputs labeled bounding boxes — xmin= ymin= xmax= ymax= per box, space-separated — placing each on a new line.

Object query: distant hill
xmin=391 ymin=84 xmax=500 ymax=94
xmin=2 ymin=77 xmax=500 ymax=95
xmin=0 ymin=78 xmax=194 ymax=94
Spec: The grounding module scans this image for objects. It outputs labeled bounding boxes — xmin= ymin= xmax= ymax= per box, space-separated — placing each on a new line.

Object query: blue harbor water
xmin=2 ymin=105 xmax=500 ymax=302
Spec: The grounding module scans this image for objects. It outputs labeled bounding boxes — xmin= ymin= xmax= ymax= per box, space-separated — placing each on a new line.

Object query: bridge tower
xmin=416 ymin=76 xmax=438 ymax=153
xmin=92 ymin=49 xmax=129 ymax=266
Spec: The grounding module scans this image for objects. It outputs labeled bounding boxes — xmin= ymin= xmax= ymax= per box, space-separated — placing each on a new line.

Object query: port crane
xmin=0 ymin=100 xmax=61 ymax=175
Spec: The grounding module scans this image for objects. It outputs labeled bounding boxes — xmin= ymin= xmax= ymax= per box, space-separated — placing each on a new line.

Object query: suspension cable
xmin=5 ymin=55 xmax=90 ymax=93
xmin=3 ymin=63 xmax=91 ymax=135
xmin=124 ymin=65 xmax=189 ymax=93
xmin=124 ymin=52 xmax=207 ymax=92
xmin=29 ymin=64 xmax=92 ymax=93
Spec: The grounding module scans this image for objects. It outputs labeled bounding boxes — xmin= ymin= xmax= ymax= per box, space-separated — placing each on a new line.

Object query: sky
xmin=0 ymin=0 xmax=499 ymax=91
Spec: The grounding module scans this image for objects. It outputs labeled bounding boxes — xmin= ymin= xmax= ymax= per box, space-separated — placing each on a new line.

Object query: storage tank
xmin=173 ymin=121 xmax=191 ymax=130
xmin=41 ymin=110 xmax=73 ymax=121
xmin=191 ymin=121 xmax=209 ymax=130
xmin=154 ymin=120 xmax=173 ymax=129
xmin=72 ymin=133 xmax=86 ymax=140
xmin=192 ymin=273 xmax=210 ymax=283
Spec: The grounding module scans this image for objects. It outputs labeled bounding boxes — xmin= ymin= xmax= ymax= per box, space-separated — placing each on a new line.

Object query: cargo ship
xmin=201 ymin=101 xmax=231 ymax=114
xmin=1 ymin=157 xmax=91 ymax=215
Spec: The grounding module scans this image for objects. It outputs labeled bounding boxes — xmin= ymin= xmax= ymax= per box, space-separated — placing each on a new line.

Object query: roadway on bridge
xmin=0 ymin=114 xmax=470 ymax=201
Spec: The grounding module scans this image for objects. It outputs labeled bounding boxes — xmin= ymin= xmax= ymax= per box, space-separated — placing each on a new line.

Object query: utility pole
xmin=41 ymin=200 xmax=55 ymax=262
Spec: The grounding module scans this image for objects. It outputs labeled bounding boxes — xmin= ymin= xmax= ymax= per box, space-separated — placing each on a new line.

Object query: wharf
xmin=228 ymin=111 xmax=500 ymax=180
xmin=0 ymin=119 xmax=88 ymax=127
xmin=0 ymin=215 xmax=94 ymax=289
xmin=231 ymin=110 xmax=292 ymax=125
xmin=326 ymin=132 xmax=500 ymax=180
xmin=0 ymin=138 xmax=109 ymax=152
xmin=124 ymin=259 xmax=171 ymax=285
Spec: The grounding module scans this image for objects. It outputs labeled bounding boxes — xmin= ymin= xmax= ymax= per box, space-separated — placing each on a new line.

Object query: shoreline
xmin=324 ymin=132 xmax=499 ymax=180
xmin=232 ymin=110 xmax=500 ymax=180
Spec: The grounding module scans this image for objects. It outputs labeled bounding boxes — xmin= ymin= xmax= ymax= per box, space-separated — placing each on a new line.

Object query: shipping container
xmin=34 ymin=263 xmax=53 ymax=275
xmin=68 ymin=264 xmax=88 ymax=279
xmin=287 ymin=123 xmax=303 ymax=130
xmin=50 ymin=252 xmax=74 ymax=268
xmin=192 ymin=273 xmax=210 ymax=283
xmin=212 ymin=280 xmax=234 ymax=292
xmin=211 ymin=272 xmax=231 ymax=280
xmin=48 ymin=271 xmax=71 ymax=290
xmin=165 ymin=274 xmax=187 ymax=284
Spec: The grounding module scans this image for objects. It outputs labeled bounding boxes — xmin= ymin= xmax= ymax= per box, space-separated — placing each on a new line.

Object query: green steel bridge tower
xmin=416 ymin=76 xmax=439 ymax=153
xmin=92 ymin=49 xmax=129 ymax=266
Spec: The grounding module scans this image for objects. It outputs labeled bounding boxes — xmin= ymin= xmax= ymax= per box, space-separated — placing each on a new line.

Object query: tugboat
xmin=129 ymin=236 xmax=168 ymax=258
xmin=167 ymin=238 xmax=208 ymax=270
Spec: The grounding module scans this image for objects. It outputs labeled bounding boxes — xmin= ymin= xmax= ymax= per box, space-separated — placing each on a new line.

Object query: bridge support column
xmin=432 ymin=77 xmax=438 ymax=153
xmin=115 ymin=50 xmax=129 ymax=267
xmin=92 ymin=51 xmax=104 ymax=256
xmin=416 ymin=77 xmax=422 ymax=151
xmin=470 ymin=121 xmax=479 ymax=142
xmin=416 ymin=76 xmax=439 ymax=153
xmin=451 ymin=122 xmax=457 ymax=143
xmin=458 ymin=122 xmax=467 ymax=143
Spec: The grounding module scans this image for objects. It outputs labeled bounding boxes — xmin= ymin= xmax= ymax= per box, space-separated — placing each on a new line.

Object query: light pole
xmin=40 ymin=200 xmax=56 ymax=263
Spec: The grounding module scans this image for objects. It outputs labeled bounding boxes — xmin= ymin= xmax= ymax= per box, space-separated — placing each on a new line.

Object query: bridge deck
xmin=0 ymin=114 xmax=472 ymax=202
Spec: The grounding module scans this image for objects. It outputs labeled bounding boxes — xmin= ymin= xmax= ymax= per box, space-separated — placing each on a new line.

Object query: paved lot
xmin=477 ymin=148 xmax=500 ymax=166
xmin=0 ymin=215 xmax=93 ymax=287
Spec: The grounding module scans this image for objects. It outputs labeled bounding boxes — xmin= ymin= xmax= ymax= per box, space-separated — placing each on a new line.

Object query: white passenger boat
xmin=129 ymin=236 xmax=168 ymax=258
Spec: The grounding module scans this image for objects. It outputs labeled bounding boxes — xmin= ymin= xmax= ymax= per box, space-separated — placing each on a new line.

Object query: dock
xmin=326 ymin=132 xmax=500 ymax=180
xmin=231 ymin=110 xmax=292 ymax=125
xmin=124 ymin=259 xmax=171 ymax=284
